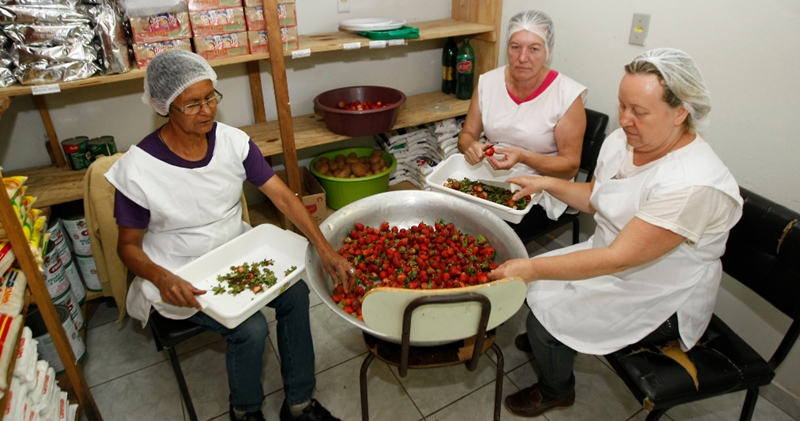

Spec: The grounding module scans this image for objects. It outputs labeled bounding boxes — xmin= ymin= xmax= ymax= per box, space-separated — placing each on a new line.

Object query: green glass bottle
xmin=455 ymin=37 xmax=475 ymax=100
xmin=441 ymin=37 xmax=458 ymax=94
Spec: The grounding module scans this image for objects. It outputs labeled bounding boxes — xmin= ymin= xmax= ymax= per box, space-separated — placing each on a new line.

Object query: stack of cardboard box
xmin=130 ymin=12 xmax=194 ymax=69
xmin=188 ymin=0 xmax=249 ymax=60
xmin=245 ymin=0 xmax=299 ymax=54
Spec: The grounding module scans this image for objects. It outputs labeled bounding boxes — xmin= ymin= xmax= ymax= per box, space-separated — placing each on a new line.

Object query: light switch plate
xmin=629 ymin=13 xmax=650 ymax=46
xmin=338 ymin=0 xmax=350 ymax=13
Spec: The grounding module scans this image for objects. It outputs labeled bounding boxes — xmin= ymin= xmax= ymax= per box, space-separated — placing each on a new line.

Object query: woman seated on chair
xmin=105 ymin=50 xmax=352 ymax=421
xmin=489 ymin=48 xmax=744 ymax=418
xmin=458 ymin=9 xmax=587 ymax=232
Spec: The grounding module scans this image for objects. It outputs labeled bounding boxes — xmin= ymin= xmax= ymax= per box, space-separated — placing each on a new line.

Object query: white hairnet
xmin=142 ymin=50 xmax=217 ymax=116
xmin=507 ymin=10 xmax=554 ymax=58
xmin=629 ymin=48 xmax=712 ymax=132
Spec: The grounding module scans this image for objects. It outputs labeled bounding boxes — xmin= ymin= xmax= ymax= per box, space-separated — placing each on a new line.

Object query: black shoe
xmin=229 ymin=404 xmax=266 ymax=421
xmin=279 ymin=399 xmax=341 ymax=421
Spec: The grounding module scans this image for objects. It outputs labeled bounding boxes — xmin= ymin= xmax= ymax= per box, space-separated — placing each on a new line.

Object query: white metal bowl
xmin=305 ymin=190 xmax=528 ymax=345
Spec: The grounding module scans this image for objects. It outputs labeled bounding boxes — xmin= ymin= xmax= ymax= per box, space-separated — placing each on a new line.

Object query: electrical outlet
xmin=338 ymin=0 xmax=350 ymax=13
xmin=629 ymin=13 xmax=650 ymax=46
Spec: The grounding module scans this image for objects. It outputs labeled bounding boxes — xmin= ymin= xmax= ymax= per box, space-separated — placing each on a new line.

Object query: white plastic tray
xmin=425 ymin=154 xmax=536 ymax=224
xmin=172 ymin=224 xmax=308 ymax=329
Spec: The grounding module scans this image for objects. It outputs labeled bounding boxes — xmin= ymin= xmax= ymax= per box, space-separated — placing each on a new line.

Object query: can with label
xmin=60 ymin=136 xmax=91 ymax=171
xmin=47 ymin=219 xmax=74 ymax=260
xmin=60 ymin=215 xmax=92 ymax=256
xmin=52 ymin=288 xmax=85 ymax=331
xmin=88 ymin=136 xmax=117 ymax=159
xmin=42 ymin=240 xmax=71 ymax=299
xmin=74 ymin=254 xmax=102 ymax=292
xmin=25 ymin=305 xmax=86 ymax=374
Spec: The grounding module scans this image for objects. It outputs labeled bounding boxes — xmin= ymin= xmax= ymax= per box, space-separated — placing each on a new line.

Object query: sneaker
xmin=279 ymin=399 xmax=341 ymax=421
xmin=229 ymin=404 xmax=266 ymax=421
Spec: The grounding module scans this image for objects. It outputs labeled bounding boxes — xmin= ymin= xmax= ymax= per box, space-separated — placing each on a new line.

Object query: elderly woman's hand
xmin=485 ymin=145 xmax=524 ymax=170
xmin=463 ymin=142 xmax=494 ymax=165
xmin=155 ymin=272 xmax=207 ymax=309
xmin=506 ymin=175 xmax=548 ymax=201
xmin=319 ymin=248 xmax=356 ymax=291
xmin=488 ymin=258 xmax=536 ymax=283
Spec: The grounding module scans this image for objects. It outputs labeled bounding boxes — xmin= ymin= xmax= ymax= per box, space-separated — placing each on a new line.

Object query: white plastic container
xmin=166 ymin=224 xmax=309 ymax=329
xmin=425 ymin=154 xmax=536 ymax=223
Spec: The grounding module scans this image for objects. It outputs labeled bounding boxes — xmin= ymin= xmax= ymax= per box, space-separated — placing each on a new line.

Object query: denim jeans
xmin=187 ymin=280 xmax=316 ymax=412
xmin=525 ymin=311 xmax=680 ymax=400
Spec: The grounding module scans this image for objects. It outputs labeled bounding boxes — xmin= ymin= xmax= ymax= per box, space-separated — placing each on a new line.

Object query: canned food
xmin=25 ymin=305 xmax=86 ymax=374
xmin=61 ymin=136 xmax=91 ymax=171
xmin=88 ymin=135 xmax=118 ymax=159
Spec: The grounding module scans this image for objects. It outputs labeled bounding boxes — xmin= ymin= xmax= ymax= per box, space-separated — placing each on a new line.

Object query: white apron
xmin=105 ymin=123 xmax=252 ymax=324
xmin=528 ymin=129 xmax=742 ymax=354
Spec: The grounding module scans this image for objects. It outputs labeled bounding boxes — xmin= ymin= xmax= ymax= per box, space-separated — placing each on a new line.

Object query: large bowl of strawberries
xmin=305 ymin=190 xmax=528 ymax=345
xmin=313 ymin=85 xmax=406 ymax=136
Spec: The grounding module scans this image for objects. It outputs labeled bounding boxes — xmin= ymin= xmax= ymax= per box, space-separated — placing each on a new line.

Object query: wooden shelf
xmin=242 ymin=90 xmax=470 ymax=155
xmin=0 ymin=19 xmax=493 ymax=98
xmin=5 ymin=90 xmax=467 ymax=207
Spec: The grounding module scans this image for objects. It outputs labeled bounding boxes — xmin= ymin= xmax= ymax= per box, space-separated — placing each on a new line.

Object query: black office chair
xmin=149 ymin=310 xmax=206 ymax=421
xmin=604 ymin=187 xmax=800 ymax=420
xmin=359 ymin=294 xmax=505 ymax=421
xmin=513 ymin=108 xmax=609 ymax=246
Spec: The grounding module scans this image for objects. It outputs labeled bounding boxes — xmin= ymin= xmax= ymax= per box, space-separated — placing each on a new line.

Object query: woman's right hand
xmin=156 ymin=272 xmax=206 ymax=310
xmin=463 ymin=142 xmax=494 ymax=165
xmin=507 ymin=176 xmax=549 ymax=201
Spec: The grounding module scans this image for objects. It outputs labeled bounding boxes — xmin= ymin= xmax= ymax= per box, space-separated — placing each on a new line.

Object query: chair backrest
xmin=579 ymin=108 xmax=610 ymax=183
xmin=720 ymin=187 xmax=800 ymax=367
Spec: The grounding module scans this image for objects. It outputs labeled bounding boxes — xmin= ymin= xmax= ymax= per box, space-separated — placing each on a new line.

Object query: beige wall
xmin=501 ymin=0 xmax=800 ymax=396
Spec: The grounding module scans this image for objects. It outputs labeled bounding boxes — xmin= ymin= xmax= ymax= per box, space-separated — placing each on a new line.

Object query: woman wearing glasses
xmin=105 ymin=50 xmax=349 ymax=421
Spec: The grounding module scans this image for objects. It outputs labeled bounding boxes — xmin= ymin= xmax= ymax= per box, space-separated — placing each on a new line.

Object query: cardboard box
xmin=129 ymin=12 xmax=192 ymax=43
xmin=132 ymin=39 xmax=193 ymax=69
xmin=187 ymin=0 xmax=241 ymax=12
xmin=247 ymin=26 xmax=298 ymax=54
xmin=194 ymin=32 xmax=249 ymax=60
xmin=243 ymin=0 xmax=293 ymax=8
xmin=244 ymin=3 xmax=296 ymax=30
xmin=275 ymin=167 xmax=327 ymax=227
xmin=189 ymin=7 xmax=247 ymax=36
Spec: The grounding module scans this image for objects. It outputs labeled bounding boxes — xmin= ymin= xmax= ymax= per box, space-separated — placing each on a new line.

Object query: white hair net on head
xmin=630 ymin=48 xmax=712 ymax=132
xmin=142 ymin=49 xmax=217 ymax=116
xmin=507 ymin=10 xmax=554 ymax=58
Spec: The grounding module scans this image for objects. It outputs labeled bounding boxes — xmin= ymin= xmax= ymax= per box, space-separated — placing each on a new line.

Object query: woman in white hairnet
xmin=458 ymin=10 xmax=587 ymax=233
xmin=105 ymin=50 xmax=349 ymax=421
xmin=490 ymin=48 xmax=743 ymax=417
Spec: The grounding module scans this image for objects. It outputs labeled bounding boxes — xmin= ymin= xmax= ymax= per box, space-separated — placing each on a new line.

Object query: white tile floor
xmin=79 ymin=235 xmax=800 ymax=421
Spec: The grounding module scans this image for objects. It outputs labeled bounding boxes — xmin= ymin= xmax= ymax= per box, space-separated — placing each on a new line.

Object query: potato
xmin=335 ymin=154 xmax=346 ymax=163
xmin=328 ymin=161 xmax=339 ymax=172
xmin=351 ymin=162 xmax=368 ymax=177
xmin=314 ymin=160 xmax=326 ymax=171
xmin=318 ymin=156 xmax=330 ymax=164
xmin=369 ymin=154 xmax=382 ymax=164
xmin=348 ymin=152 xmax=358 ymax=160
xmin=337 ymin=165 xmax=352 ymax=178
xmin=370 ymin=149 xmax=383 ymax=158
xmin=346 ymin=156 xmax=359 ymax=164
xmin=318 ymin=163 xmax=330 ymax=175
xmin=371 ymin=162 xmax=385 ymax=173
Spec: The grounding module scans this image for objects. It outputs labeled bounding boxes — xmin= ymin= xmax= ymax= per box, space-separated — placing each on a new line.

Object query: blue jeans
xmin=187 ymin=280 xmax=316 ymax=412
xmin=526 ymin=311 xmax=680 ymax=400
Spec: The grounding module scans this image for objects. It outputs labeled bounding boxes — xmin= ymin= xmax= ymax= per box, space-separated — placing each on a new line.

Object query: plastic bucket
xmin=309 ymin=147 xmax=397 ymax=210
xmin=25 ymin=305 xmax=86 ymax=374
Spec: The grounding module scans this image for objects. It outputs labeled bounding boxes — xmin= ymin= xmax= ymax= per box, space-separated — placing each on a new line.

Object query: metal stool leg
xmin=166 ymin=346 xmax=198 ymax=421
xmin=491 ymin=343 xmax=504 ymax=421
xmin=360 ymin=353 xmax=376 ymax=421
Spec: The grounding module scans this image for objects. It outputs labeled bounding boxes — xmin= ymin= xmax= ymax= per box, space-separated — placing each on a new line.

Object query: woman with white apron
xmin=489 ymin=48 xmax=743 ymax=418
xmin=105 ymin=50 xmax=350 ymax=421
xmin=458 ymin=10 xmax=588 ymax=230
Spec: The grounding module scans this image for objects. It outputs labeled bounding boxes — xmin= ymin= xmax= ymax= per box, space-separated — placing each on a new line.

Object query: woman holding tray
xmin=106 ymin=50 xmax=349 ymax=421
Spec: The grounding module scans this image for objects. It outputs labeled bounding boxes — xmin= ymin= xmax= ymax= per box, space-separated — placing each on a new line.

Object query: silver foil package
xmin=0 ymin=66 xmax=15 ymax=86
xmin=16 ymin=42 xmax=97 ymax=64
xmin=14 ymin=58 xmax=98 ymax=83
xmin=0 ymin=4 xmax=90 ymax=23
xmin=2 ymin=22 xmax=94 ymax=45
xmin=0 ymin=0 xmax=79 ymax=7
xmin=92 ymin=3 xmax=131 ymax=74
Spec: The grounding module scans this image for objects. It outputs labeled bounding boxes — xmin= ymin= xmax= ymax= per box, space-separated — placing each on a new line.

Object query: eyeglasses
xmin=170 ymin=90 xmax=223 ymax=115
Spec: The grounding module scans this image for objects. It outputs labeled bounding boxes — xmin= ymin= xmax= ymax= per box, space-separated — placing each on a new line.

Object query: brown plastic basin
xmin=313 ymin=86 xmax=406 ymax=136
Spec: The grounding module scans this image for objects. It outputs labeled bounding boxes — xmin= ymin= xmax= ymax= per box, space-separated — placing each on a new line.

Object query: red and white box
xmin=244 ymin=3 xmax=296 ymax=30
xmin=243 ymin=0 xmax=294 ymax=8
xmin=194 ymin=32 xmax=249 ymax=60
xmin=189 ymin=7 xmax=246 ymax=36
xmin=247 ymin=25 xmax=298 ymax=54
xmin=132 ymin=39 xmax=193 ymax=69
xmin=186 ymin=0 xmax=241 ymax=12
xmin=129 ymin=12 xmax=191 ymax=43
